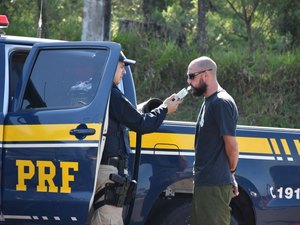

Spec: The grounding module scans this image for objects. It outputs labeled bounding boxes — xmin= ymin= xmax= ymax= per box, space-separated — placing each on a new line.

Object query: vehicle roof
xmin=0 ymin=34 xmax=63 ymax=46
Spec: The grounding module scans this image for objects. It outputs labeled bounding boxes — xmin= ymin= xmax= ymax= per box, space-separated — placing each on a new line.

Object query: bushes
xmin=114 ymin=32 xmax=198 ymax=98
xmin=114 ymin=32 xmax=300 ymax=128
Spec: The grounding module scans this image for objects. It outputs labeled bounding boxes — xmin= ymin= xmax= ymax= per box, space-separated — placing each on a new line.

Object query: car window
xmin=21 ymin=48 xmax=108 ymax=110
xmin=9 ymin=51 xmax=29 ymax=110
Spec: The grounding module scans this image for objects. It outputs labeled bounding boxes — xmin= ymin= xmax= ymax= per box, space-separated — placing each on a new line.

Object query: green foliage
xmin=267 ymin=0 xmax=300 ymax=48
xmin=112 ymin=0 xmax=143 ymax=21
xmin=0 ymin=0 xmax=82 ymax=40
xmin=114 ymin=31 xmax=197 ymax=100
xmin=114 ymin=31 xmax=300 ymax=128
xmin=44 ymin=0 xmax=83 ymax=40
xmin=213 ymin=49 xmax=300 ymax=128
xmin=1 ymin=0 xmax=299 ymax=128
xmin=0 ymin=0 xmax=38 ymax=37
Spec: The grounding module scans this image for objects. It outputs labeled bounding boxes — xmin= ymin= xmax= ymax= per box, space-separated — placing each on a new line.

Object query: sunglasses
xmin=187 ymin=69 xmax=212 ymax=80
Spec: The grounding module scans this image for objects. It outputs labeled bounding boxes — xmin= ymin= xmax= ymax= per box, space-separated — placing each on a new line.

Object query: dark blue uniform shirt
xmin=102 ymin=84 xmax=168 ymax=160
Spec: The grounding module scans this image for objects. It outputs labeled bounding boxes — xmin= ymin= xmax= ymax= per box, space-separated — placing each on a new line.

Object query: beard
xmin=192 ymin=81 xmax=207 ymax=97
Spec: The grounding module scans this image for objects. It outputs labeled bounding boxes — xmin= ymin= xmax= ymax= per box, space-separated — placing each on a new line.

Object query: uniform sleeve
xmin=213 ymin=98 xmax=238 ymax=136
xmin=109 ymin=87 xmax=167 ymax=134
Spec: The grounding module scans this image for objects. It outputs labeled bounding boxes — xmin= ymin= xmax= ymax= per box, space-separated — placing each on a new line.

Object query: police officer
xmin=91 ymin=52 xmax=181 ymax=225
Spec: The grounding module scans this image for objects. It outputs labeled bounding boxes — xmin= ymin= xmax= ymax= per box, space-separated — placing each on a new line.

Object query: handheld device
xmin=173 ymin=86 xmax=191 ymax=101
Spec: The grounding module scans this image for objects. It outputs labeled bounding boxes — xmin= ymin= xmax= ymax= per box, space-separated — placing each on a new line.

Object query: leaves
xmin=1 ymin=0 xmax=299 ymax=127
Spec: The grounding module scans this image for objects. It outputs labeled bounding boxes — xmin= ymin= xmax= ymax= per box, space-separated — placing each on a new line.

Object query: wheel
xmin=147 ymin=190 xmax=255 ymax=225
xmin=146 ymin=198 xmax=191 ymax=225
xmin=230 ymin=213 xmax=239 ymax=225
xmin=156 ymin=201 xmax=192 ymax=225
xmin=230 ymin=189 xmax=255 ymax=225
xmin=158 ymin=200 xmax=248 ymax=225
xmin=162 ymin=201 xmax=191 ymax=225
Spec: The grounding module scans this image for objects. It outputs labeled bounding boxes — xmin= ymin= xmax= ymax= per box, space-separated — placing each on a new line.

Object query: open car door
xmin=2 ymin=42 xmax=121 ymax=224
xmin=0 ymin=43 xmax=6 ymax=218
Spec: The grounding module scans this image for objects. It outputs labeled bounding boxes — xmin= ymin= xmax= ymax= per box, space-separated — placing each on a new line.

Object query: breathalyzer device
xmin=172 ymin=86 xmax=191 ymax=101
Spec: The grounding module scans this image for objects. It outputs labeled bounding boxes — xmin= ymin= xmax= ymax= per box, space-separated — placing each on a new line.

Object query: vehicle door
xmin=0 ymin=43 xmax=29 ymax=216
xmin=0 ymin=43 xmax=6 ymax=214
xmin=1 ymin=42 xmax=121 ymax=224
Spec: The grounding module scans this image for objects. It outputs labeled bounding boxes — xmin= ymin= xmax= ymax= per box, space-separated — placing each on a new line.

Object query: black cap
xmin=119 ymin=52 xmax=136 ymax=66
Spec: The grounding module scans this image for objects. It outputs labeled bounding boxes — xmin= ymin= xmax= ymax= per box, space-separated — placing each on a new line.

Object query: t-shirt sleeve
xmin=213 ymin=98 xmax=238 ymax=136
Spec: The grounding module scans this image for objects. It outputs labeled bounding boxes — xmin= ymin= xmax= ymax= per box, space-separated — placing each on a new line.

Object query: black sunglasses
xmin=187 ymin=69 xmax=212 ymax=80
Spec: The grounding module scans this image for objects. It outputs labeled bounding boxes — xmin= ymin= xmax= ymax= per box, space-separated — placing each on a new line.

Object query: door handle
xmin=70 ymin=124 xmax=96 ymax=140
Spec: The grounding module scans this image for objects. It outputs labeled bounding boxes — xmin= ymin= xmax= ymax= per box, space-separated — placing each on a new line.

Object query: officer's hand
xmin=163 ymin=94 xmax=182 ymax=114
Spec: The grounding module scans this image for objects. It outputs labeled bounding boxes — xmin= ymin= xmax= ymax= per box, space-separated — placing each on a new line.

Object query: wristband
xmin=161 ymin=103 xmax=168 ymax=113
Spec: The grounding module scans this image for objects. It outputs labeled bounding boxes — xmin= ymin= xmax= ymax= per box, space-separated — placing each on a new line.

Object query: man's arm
xmin=224 ymin=135 xmax=239 ymax=197
xmin=223 ymin=135 xmax=239 ymax=172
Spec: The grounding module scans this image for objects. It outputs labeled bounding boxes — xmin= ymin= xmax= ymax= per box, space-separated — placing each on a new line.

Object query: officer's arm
xmin=110 ymin=89 xmax=167 ymax=134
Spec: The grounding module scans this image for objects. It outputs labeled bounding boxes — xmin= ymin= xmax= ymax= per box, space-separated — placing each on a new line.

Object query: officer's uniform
xmin=91 ymin=83 xmax=168 ymax=225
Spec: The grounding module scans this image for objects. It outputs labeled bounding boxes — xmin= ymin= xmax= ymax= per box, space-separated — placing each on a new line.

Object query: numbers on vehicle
xmin=269 ymin=186 xmax=300 ymax=199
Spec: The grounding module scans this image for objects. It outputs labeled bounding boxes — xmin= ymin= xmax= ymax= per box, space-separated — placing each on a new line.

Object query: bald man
xmin=187 ymin=56 xmax=239 ymax=225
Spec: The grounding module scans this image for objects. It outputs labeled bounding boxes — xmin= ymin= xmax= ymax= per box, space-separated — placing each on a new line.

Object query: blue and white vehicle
xmin=0 ymin=15 xmax=300 ymax=225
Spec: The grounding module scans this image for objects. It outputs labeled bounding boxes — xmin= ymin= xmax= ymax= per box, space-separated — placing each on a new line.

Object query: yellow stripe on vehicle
xmin=3 ymin=124 xmax=101 ymax=142
xmin=129 ymin=132 xmax=195 ymax=150
xmin=130 ymin=132 xmax=274 ymax=155
xmin=281 ymin=139 xmax=291 ymax=155
xmin=237 ymin=137 xmax=273 ymax=154
xmin=129 ymin=132 xmax=136 ymax=148
xmin=294 ymin=139 xmax=300 ymax=155
xmin=270 ymin=138 xmax=281 ymax=154
xmin=0 ymin=125 xmax=3 ymax=142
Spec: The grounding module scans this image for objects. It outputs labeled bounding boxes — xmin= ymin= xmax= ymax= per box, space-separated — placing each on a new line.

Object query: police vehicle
xmin=0 ymin=15 xmax=300 ymax=225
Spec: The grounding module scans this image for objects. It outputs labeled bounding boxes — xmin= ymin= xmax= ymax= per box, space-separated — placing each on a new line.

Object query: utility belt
xmin=93 ymin=173 xmax=137 ymax=210
xmin=101 ymin=156 xmax=128 ymax=175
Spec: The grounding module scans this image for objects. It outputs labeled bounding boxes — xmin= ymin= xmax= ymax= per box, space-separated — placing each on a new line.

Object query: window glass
xmin=9 ymin=51 xmax=29 ymax=110
xmin=21 ymin=49 xmax=107 ymax=110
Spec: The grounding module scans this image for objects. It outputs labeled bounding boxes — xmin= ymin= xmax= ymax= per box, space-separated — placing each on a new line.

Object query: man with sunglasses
xmin=187 ymin=56 xmax=239 ymax=225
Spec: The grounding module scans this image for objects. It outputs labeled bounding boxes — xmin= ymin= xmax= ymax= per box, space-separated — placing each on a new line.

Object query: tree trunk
xmin=37 ymin=0 xmax=48 ymax=38
xmin=197 ymin=0 xmax=208 ymax=54
xmin=142 ymin=0 xmax=167 ymax=21
xmin=241 ymin=0 xmax=255 ymax=60
xmin=245 ymin=19 xmax=255 ymax=55
xmin=142 ymin=0 xmax=154 ymax=20
xmin=103 ymin=0 xmax=111 ymax=41
xmin=81 ymin=0 xmax=111 ymax=41
xmin=226 ymin=0 xmax=260 ymax=60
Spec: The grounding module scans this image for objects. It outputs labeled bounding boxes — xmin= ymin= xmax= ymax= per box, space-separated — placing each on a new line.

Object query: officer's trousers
xmin=91 ymin=165 xmax=123 ymax=225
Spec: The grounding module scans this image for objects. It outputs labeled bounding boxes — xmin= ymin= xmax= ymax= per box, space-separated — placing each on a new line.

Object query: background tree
xmin=268 ymin=0 xmax=300 ymax=50
xmin=197 ymin=0 xmax=209 ymax=53
xmin=82 ymin=0 xmax=112 ymax=41
xmin=1 ymin=0 xmax=299 ymax=128
xmin=142 ymin=0 xmax=167 ymax=22
xmin=36 ymin=0 xmax=48 ymax=38
xmin=225 ymin=0 xmax=260 ymax=59
xmin=0 ymin=0 xmax=38 ymax=36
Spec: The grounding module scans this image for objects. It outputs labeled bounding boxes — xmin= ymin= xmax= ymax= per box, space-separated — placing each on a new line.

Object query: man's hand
xmin=163 ymin=93 xmax=182 ymax=114
xmin=232 ymin=173 xmax=239 ymax=198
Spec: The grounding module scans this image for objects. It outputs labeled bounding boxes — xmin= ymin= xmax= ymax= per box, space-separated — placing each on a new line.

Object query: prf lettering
xmin=16 ymin=160 xmax=78 ymax=193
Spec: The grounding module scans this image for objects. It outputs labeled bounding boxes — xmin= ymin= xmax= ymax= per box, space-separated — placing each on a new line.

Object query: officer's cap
xmin=119 ymin=52 xmax=136 ymax=66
